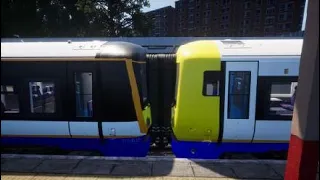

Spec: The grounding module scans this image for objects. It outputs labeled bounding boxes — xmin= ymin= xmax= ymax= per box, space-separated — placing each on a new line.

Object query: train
xmin=1 ymin=37 xmax=303 ymax=158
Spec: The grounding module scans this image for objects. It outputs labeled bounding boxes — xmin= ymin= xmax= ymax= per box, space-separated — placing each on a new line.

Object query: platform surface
xmin=1 ymin=154 xmax=319 ymax=180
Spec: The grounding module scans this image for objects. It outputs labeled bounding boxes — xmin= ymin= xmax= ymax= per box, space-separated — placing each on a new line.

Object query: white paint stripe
xmin=102 ymin=121 xmax=145 ymax=136
xmin=1 ymin=120 xmax=70 ymax=136
xmin=0 ymin=154 xmax=287 ymax=164
xmin=1 ymin=120 xmax=145 ymax=136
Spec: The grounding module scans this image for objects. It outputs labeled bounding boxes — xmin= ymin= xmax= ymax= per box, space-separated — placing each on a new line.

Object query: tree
xmin=1 ymin=0 xmax=151 ymax=37
xmin=75 ymin=0 xmax=152 ymax=37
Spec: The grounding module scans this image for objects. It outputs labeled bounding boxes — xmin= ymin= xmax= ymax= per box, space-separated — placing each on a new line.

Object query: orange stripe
xmin=125 ymin=60 xmax=148 ymax=133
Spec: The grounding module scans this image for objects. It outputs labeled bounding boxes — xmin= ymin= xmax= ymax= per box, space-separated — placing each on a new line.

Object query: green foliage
xmin=1 ymin=0 xmax=151 ymax=37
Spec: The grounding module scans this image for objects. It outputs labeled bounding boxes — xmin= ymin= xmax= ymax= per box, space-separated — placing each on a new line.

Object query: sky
xmin=301 ymin=0 xmax=308 ymax=31
xmin=142 ymin=0 xmax=175 ymax=12
xmin=143 ymin=0 xmax=308 ymax=31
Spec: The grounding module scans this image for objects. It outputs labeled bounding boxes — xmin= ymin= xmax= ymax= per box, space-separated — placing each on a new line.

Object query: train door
xmin=67 ymin=62 xmax=101 ymax=139
xmin=222 ymin=62 xmax=258 ymax=142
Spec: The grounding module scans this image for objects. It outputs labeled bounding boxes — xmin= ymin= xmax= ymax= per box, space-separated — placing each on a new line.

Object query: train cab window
xmin=1 ymin=85 xmax=20 ymax=114
xmin=29 ymin=82 xmax=55 ymax=113
xmin=140 ymin=63 xmax=148 ymax=106
xmin=256 ymin=77 xmax=298 ymax=120
xmin=74 ymin=72 xmax=93 ymax=117
xmin=227 ymin=71 xmax=251 ymax=119
xmin=203 ymin=71 xmax=220 ymax=96
xmin=133 ymin=62 xmax=148 ymax=108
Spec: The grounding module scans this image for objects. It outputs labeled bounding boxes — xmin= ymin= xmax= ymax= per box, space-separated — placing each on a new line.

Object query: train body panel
xmin=253 ymin=120 xmax=292 ymax=142
xmin=1 ymin=120 xmax=70 ymax=136
xmin=1 ymin=38 xmax=303 ymax=158
xmin=171 ymin=39 xmax=302 ymax=158
xmin=173 ymin=41 xmax=221 ymax=141
xmin=1 ymin=41 xmax=151 ymax=157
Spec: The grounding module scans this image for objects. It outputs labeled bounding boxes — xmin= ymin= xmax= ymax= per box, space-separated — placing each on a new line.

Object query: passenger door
xmin=67 ymin=61 xmax=101 ymax=139
xmin=222 ymin=62 xmax=258 ymax=142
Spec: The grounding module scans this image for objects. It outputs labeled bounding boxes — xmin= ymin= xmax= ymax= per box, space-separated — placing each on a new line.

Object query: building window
xmin=255 ymin=18 xmax=260 ymax=24
xmin=256 ymin=0 xmax=261 ymax=5
xmin=228 ymin=71 xmax=251 ymax=119
xmin=220 ymin=23 xmax=229 ymax=29
xmin=29 ymin=82 xmax=55 ymax=113
xmin=244 ymin=11 xmax=251 ymax=18
xmin=245 ymin=2 xmax=250 ymax=9
xmin=75 ymin=72 xmax=93 ymax=117
xmin=203 ymin=71 xmax=220 ymax=96
xmin=1 ymin=85 xmax=20 ymax=114
xmin=285 ymin=23 xmax=291 ymax=30
xmin=267 ymin=0 xmax=275 ymax=6
xmin=256 ymin=9 xmax=261 ymax=15
xmin=205 ymin=3 xmax=210 ymax=9
xmin=243 ymin=20 xmax=249 ymax=26
xmin=277 ymin=24 xmax=284 ymax=30
xmin=279 ymin=4 xmax=286 ymax=12
xmin=287 ymin=13 xmax=293 ymax=20
xmin=204 ymin=18 xmax=209 ymax=25
xmin=278 ymin=13 xmax=285 ymax=21
xmin=188 ymin=14 xmax=194 ymax=20
xmin=264 ymin=26 xmax=274 ymax=33
xmin=287 ymin=2 xmax=294 ymax=11
xmin=256 ymin=77 xmax=298 ymax=120
xmin=266 ymin=7 xmax=275 ymax=15
xmin=265 ymin=17 xmax=275 ymax=25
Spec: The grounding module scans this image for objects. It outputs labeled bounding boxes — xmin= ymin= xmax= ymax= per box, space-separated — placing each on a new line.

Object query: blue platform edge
xmin=1 ymin=135 xmax=151 ymax=157
xmin=171 ymin=137 xmax=289 ymax=159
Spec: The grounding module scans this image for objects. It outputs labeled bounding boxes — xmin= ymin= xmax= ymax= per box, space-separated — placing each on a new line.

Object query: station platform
xmin=1 ymin=154 xmax=319 ymax=180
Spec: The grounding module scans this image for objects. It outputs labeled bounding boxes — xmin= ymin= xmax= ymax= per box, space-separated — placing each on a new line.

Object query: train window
xmin=139 ymin=63 xmax=148 ymax=106
xmin=269 ymin=82 xmax=297 ymax=118
xmin=1 ymin=85 xmax=20 ymax=114
xmin=227 ymin=71 xmax=251 ymax=119
xmin=203 ymin=71 xmax=220 ymax=96
xmin=255 ymin=77 xmax=298 ymax=120
xmin=29 ymin=82 xmax=55 ymax=113
xmin=75 ymin=72 xmax=93 ymax=117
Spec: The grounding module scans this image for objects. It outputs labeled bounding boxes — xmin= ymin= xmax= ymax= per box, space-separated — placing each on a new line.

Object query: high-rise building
xmin=174 ymin=0 xmax=305 ymax=37
xmin=145 ymin=6 xmax=176 ymax=37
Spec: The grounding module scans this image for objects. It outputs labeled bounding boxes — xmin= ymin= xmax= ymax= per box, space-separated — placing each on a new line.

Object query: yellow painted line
xmin=125 ymin=59 xmax=148 ymax=134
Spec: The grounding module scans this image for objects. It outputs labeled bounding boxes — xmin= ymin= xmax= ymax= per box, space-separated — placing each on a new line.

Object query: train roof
xmin=1 ymin=38 xmax=303 ymax=58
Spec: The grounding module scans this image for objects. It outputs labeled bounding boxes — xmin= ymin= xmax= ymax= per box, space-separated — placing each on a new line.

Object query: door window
xmin=227 ymin=71 xmax=251 ymax=119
